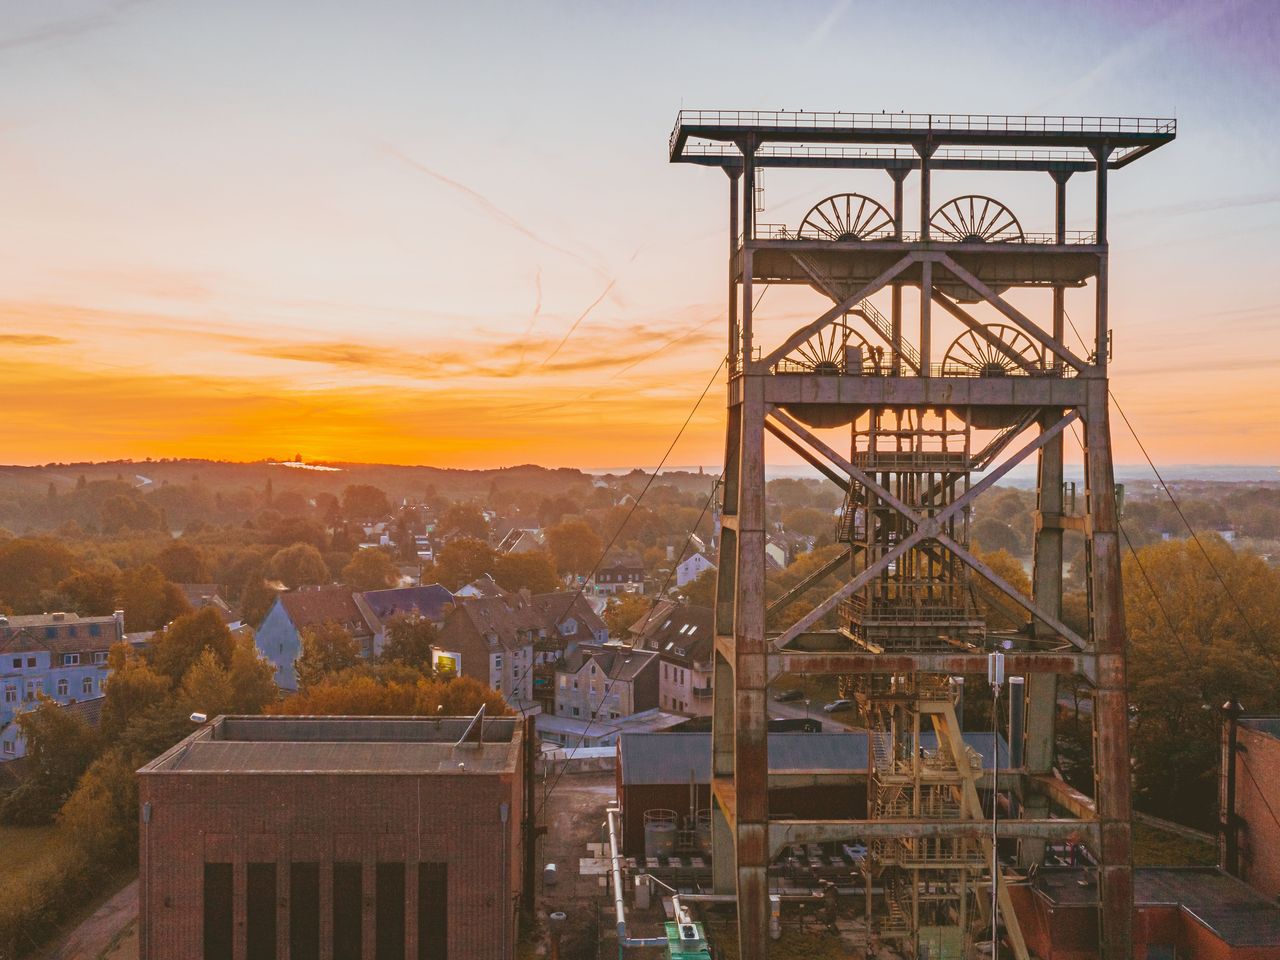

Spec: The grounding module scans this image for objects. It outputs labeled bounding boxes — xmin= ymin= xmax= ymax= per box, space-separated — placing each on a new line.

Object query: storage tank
xmin=643 ymin=809 xmax=678 ymax=859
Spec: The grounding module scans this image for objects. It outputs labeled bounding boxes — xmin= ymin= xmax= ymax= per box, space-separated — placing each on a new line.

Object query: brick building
xmin=630 ymin=601 xmax=713 ymax=716
xmin=138 ymin=715 xmax=525 ymax=960
xmin=1224 ymin=715 xmax=1280 ymax=900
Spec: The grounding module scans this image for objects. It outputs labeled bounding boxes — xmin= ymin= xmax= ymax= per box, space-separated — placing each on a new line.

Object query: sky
xmin=0 ymin=0 xmax=1277 ymax=470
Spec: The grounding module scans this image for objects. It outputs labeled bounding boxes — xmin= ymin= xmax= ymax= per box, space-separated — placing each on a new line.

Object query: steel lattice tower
xmin=669 ymin=110 xmax=1174 ymax=959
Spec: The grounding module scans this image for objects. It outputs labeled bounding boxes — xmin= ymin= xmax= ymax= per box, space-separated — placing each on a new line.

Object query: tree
xmin=341 ymin=549 xmax=399 ymax=592
xmin=0 ymin=537 xmax=77 ymax=613
xmin=99 ymin=494 xmax=161 ymax=534
xmin=295 ymin=620 xmax=361 ymax=691
xmin=0 ymin=697 xmax=102 ymax=824
xmin=604 ymin=593 xmax=651 ymax=638
xmin=227 ymin=632 xmax=279 ymax=712
xmin=434 ymin=538 xmax=497 ymax=590
xmin=154 ymin=542 xmax=211 ymax=583
xmin=180 ymin=649 xmax=237 ymax=719
xmin=101 ymin=651 xmax=173 ymax=740
xmin=546 ymin=520 xmax=603 ymax=577
xmin=342 ymin=484 xmax=391 ymax=521
xmin=270 ymin=673 xmax=510 ymax=718
xmin=380 ymin=616 xmax=438 ymax=671
xmin=1123 ymin=537 xmax=1280 ymax=827
xmin=492 ymin=551 xmax=560 ymax=594
xmin=970 ymin=548 xmax=1033 ymax=629
xmin=683 ymin=567 xmax=717 ymax=607
xmin=118 ymin=564 xmax=191 ymax=632
xmin=441 ymin=502 xmax=488 ymax=539
xmin=55 ymin=568 xmax=120 ymax=616
xmin=58 ymin=748 xmax=141 ymax=864
xmin=781 ymin=507 xmax=834 ymax=539
xmin=148 ymin=607 xmax=236 ymax=684
xmin=266 ymin=542 xmax=329 ymax=589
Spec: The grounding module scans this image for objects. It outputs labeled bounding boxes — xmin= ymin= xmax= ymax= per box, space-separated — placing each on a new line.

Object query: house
xmin=630 ymin=600 xmax=714 ymax=716
xmin=553 ymin=643 xmax=659 ymax=723
xmin=254 ymin=587 xmax=379 ymax=692
xmin=1 ymin=611 xmax=125 ymax=760
xmin=454 ymin=574 xmax=511 ymax=600
xmin=138 ymin=715 xmax=526 ymax=960
xmin=592 ymin=552 xmax=645 ymax=595
xmin=675 ymin=551 xmax=716 ymax=588
xmin=434 ymin=590 xmax=608 ymax=714
xmin=495 ymin=527 xmax=545 ymax=555
xmin=361 ymin=584 xmax=455 ymax=627
xmin=765 ymin=537 xmax=789 ymax=570
xmin=177 ymin=584 xmax=242 ymax=629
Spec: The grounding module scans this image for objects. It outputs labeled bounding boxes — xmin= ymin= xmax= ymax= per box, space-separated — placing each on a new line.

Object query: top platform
xmin=670 ymin=111 xmax=1176 ymax=172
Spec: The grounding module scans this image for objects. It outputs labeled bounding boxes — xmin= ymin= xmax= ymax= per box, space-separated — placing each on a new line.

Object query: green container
xmin=664 ymin=921 xmax=712 ymax=959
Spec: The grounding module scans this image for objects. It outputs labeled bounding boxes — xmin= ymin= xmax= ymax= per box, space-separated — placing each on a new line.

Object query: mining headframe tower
xmin=669 ymin=110 xmax=1175 ymax=958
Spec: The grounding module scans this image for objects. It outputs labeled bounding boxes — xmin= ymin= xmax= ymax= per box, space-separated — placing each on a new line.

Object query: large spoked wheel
xmin=943 ymin=324 xmax=1042 ymax=376
xmin=785 ymin=320 xmax=875 ymax=374
xmin=930 ymin=195 xmax=1025 ymax=243
xmin=798 ymin=194 xmax=893 ymax=241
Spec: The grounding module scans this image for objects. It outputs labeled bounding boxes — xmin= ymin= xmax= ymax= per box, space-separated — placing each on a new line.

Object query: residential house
xmin=496 ymin=528 xmax=546 ymax=555
xmin=361 ymin=584 xmax=455 ymax=627
xmin=0 ymin=611 xmax=125 ymax=760
xmin=631 ymin=600 xmax=714 ymax=716
xmin=675 ymin=551 xmax=716 ymax=588
xmin=592 ymin=552 xmax=645 ymax=596
xmin=553 ymin=643 xmax=659 ymax=724
xmin=177 ymin=584 xmax=242 ymax=629
xmin=454 ymin=573 xmax=512 ymax=600
xmin=254 ymin=587 xmax=379 ymax=692
xmin=434 ymin=590 xmax=608 ymax=714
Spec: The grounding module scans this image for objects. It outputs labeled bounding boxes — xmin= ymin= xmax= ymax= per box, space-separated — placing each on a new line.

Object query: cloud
xmin=0 ymin=334 xmax=70 ymax=347
xmin=0 ymin=0 xmax=157 ymax=54
xmin=541 ymin=278 xmax=617 ymax=365
xmin=1123 ymin=192 xmax=1280 ymax=220
xmin=807 ymin=0 xmax=854 ymax=45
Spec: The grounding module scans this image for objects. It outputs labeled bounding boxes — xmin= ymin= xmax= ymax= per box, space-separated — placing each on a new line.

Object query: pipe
xmin=606 ymin=804 xmax=669 ymax=953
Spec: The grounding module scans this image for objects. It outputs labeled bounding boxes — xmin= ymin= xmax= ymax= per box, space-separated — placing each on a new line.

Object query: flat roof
xmin=1036 ymin=867 xmax=1280 ymax=947
xmin=670 ymin=110 xmax=1175 ymax=172
xmin=140 ymin=715 xmax=521 ymax=776
xmin=618 ymin=731 xmax=1008 ymax=784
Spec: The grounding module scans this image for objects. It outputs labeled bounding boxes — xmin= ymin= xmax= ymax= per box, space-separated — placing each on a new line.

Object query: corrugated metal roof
xmin=618 ymin=731 xmax=1009 ymax=784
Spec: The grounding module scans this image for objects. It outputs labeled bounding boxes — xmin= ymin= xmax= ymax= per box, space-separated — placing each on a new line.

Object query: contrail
xmin=541 ymin=278 xmax=616 ymax=365
xmin=519 ymin=268 xmax=543 ymax=364
xmin=383 ymin=145 xmax=604 ymax=275
xmin=0 ymin=0 xmax=157 ymax=53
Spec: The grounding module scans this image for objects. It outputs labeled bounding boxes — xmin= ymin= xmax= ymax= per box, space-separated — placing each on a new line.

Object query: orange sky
xmin=1 ymin=1 xmax=1277 ymax=469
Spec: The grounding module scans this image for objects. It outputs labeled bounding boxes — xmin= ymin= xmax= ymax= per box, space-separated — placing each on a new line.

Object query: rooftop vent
xmin=51 ymin=612 xmax=66 ymax=622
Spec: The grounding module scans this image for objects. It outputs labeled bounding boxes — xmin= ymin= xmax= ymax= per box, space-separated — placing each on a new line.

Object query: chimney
xmin=114 ymin=609 xmax=125 ymax=640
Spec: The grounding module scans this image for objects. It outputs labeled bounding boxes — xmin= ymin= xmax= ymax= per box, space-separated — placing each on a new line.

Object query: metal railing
xmin=673 ymin=109 xmax=1176 ymax=149
xmin=742 ymin=223 xmax=1097 ymax=245
xmin=685 ymin=141 xmax=1112 ymax=166
xmin=771 ymin=358 xmax=1078 ymax=379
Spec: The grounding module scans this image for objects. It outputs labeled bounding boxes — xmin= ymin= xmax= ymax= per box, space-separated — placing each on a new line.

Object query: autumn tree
xmin=1123 ymin=537 xmax=1280 ymax=827
xmin=492 ymin=551 xmax=560 ymax=594
xmin=380 ymin=616 xmax=438 ymax=672
xmin=55 ymin=568 xmax=121 ymax=616
xmin=295 ymin=620 xmax=361 ymax=691
xmin=604 ymin=593 xmax=652 ymax=638
xmin=342 ymin=549 xmax=399 ymax=591
xmin=270 ymin=673 xmax=510 ymax=718
xmin=58 ymin=748 xmax=141 ymax=864
xmin=0 ymin=537 xmax=77 ymax=613
xmin=266 ymin=542 xmax=329 ymax=589
xmin=682 ymin=567 xmax=717 ymax=607
xmin=148 ymin=607 xmax=236 ymax=684
xmin=153 ymin=542 xmax=211 ymax=583
xmin=546 ymin=519 xmax=603 ymax=577
xmin=0 ymin=697 xmax=102 ymax=824
xmin=342 ymin=484 xmax=391 ymax=521
xmin=101 ymin=649 xmax=173 ymax=740
xmin=118 ymin=564 xmax=191 ymax=632
xmin=441 ymin=502 xmax=488 ymax=539
xmin=433 ymin=537 xmax=497 ymax=590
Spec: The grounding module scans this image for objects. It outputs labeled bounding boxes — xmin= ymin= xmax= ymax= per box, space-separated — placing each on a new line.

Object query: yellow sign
xmin=433 ymin=650 xmax=460 ymax=675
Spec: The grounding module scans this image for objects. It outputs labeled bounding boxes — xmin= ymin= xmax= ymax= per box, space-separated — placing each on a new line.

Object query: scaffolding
xmin=670 ymin=110 xmax=1175 ymax=958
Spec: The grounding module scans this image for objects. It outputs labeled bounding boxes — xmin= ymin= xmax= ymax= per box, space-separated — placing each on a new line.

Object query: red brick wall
xmin=139 ymin=768 xmax=522 ymax=960
xmin=1237 ymin=727 xmax=1280 ymax=899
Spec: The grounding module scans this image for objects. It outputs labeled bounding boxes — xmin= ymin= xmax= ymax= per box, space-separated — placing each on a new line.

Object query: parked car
xmin=773 ymin=688 xmax=804 ymax=703
xmin=823 ymin=699 xmax=854 ymax=714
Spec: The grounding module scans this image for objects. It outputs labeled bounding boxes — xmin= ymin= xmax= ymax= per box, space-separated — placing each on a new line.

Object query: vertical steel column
xmin=1093 ymin=147 xmax=1111 ymax=369
xmin=891 ymin=167 xmax=909 ymax=376
xmin=1084 ymin=379 xmax=1133 ymax=960
xmin=727 ymin=169 xmax=741 ymax=378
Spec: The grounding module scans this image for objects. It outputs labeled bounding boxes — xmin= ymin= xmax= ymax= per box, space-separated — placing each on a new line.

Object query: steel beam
xmin=769 ymin=818 xmax=1099 ymax=857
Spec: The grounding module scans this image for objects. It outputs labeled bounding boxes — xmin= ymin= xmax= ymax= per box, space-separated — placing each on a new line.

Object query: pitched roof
xmin=457 ymin=574 xmax=511 ymax=600
xmin=0 ymin=612 xmax=122 ymax=656
xmin=62 ymin=696 xmax=106 ymax=729
xmin=361 ymin=584 xmax=454 ymax=622
xmin=631 ymin=600 xmax=713 ymax=660
xmin=448 ymin=590 xmax=607 ymax=652
xmin=178 ymin=584 xmax=238 ymax=624
xmin=279 ymin=587 xmax=375 ymax=637
xmin=565 ymin=644 xmax=657 ymax=682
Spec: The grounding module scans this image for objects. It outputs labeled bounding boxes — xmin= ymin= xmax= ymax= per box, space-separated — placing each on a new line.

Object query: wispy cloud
xmin=541 ymin=278 xmax=616 ymax=365
xmin=1124 ymin=192 xmax=1280 ymax=219
xmin=383 ymin=145 xmax=604 ymax=275
xmin=0 ymin=0 xmax=157 ymax=54
xmin=0 ymin=334 xmax=70 ymax=347
xmin=807 ymin=0 xmax=854 ymax=46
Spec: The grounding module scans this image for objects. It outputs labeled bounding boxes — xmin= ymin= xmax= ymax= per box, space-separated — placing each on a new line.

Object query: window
xmin=26 ymin=657 xmax=35 ymax=668
xmin=67 ymin=626 xmax=78 ymax=638
xmin=10 ymin=658 xmax=18 ymax=669
xmin=333 ymin=863 xmax=362 ymax=960
xmin=57 ymin=679 xmax=68 ymax=697
xmin=93 ymin=651 xmax=108 ymax=664
xmin=44 ymin=627 xmax=56 ymax=639
xmin=203 ymin=863 xmax=234 ymax=960
xmin=289 ymin=863 xmax=320 ymax=960
xmin=3 ymin=740 xmax=13 ymax=754
xmin=89 ymin=623 xmax=102 ymax=638
xmin=571 ymin=707 xmax=580 ymax=717
xmin=375 ymin=863 xmax=406 ymax=960
xmin=246 ymin=863 xmax=277 ymax=960
xmin=83 ymin=677 xmax=93 ymax=695
xmin=3 ymin=686 xmax=14 ymax=704
xmin=418 ymin=863 xmax=447 ymax=960
xmin=63 ymin=653 xmax=80 ymax=666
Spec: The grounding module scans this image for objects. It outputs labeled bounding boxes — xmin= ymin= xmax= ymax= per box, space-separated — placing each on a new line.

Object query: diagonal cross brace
xmin=936 ymin=254 xmax=1088 ymax=372
xmin=769 ymin=411 xmax=1080 ymax=649
xmin=761 ymin=253 xmax=918 ymax=370
xmin=931 ymin=293 xmax=1043 ymax=374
